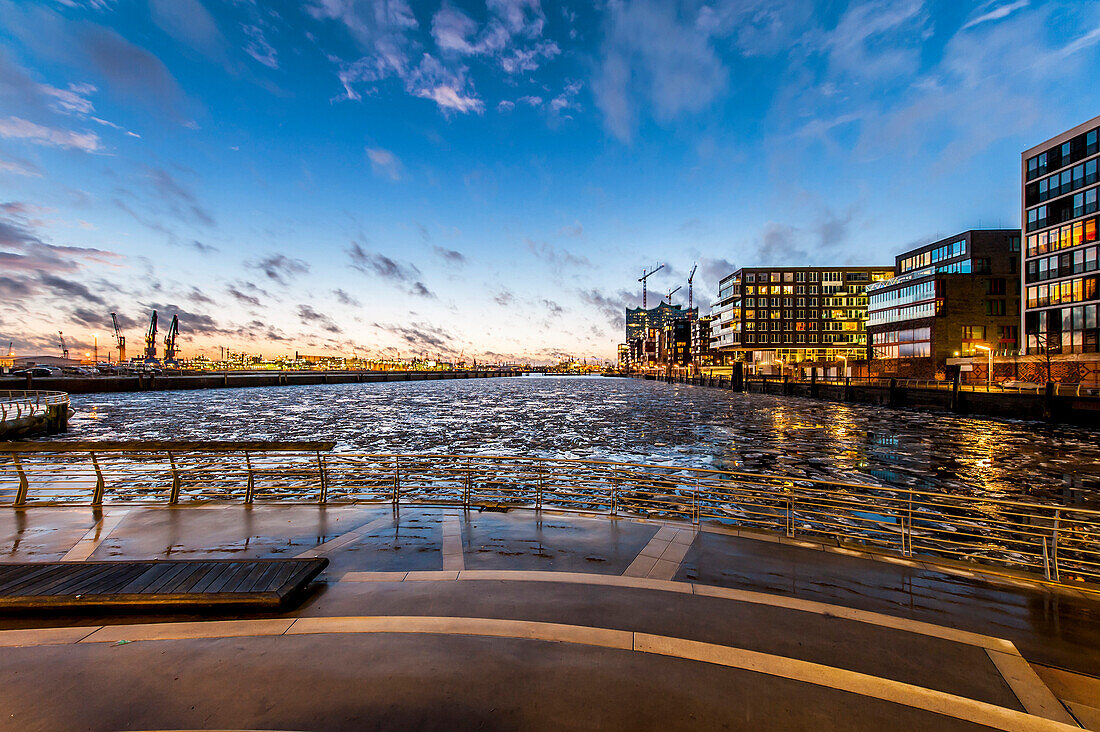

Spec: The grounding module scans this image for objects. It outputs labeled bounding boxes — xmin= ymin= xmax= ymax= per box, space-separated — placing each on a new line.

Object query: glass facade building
xmin=867 ymin=230 xmax=1021 ymax=370
xmin=1022 ymin=115 xmax=1100 ymax=354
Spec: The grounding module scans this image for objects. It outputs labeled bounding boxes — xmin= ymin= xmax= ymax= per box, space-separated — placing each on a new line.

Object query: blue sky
xmin=1 ymin=0 xmax=1098 ymax=362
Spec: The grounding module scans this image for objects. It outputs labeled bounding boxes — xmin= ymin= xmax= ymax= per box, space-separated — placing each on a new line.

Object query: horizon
xmin=2 ymin=0 xmax=1099 ymax=361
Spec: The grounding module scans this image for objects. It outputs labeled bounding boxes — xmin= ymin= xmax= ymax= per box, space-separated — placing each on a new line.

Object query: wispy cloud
xmin=0 ymin=116 xmax=101 ymax=151
xmin=249 ymin=253 xmax=310 ymax=285
xmin=347 ymin=241 xmax=435 ymax=298
xmin=366 ymin=147 xmax=403 ymax=181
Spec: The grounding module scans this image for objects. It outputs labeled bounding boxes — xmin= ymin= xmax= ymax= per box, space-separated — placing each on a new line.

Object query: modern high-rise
xmin=1022 ymin=115 xmax=1100 ymax=355
xmin=866 ymin=230 xmax=1021 ymax=376
xmin=711 ymin=266 xmax=894 ymax=369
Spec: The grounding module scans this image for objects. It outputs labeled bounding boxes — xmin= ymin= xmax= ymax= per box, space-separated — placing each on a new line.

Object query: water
xmin=60 ymin=375 xmax=1099 ymax=504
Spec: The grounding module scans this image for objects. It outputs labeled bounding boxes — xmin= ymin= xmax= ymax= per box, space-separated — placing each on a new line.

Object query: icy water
xmin=61 ymin=375 xmax=1099 ymax=504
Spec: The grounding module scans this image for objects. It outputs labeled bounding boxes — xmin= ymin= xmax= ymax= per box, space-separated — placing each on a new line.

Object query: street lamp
xmin=839 ymin=354 xmax=847 ymax=380
xmin=975 ymin=345 xmax=992 ymax=389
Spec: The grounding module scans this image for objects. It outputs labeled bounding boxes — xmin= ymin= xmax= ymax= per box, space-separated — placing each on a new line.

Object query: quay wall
xmin=0 ymin=370 xmax=521 ymax=396
xmin=637 ymin=373 xmax=1100 ymax=426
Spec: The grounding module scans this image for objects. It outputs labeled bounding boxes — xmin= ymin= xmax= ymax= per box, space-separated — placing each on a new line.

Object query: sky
xmin=0 ymin=0 xmax=1098 ymax=363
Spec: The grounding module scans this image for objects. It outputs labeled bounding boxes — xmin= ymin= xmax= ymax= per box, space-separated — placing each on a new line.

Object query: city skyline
xmin=2 ymin=0 xmax=1099 ymax=362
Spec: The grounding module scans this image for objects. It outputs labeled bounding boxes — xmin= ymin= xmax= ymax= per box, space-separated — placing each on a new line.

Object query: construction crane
xmin=144 ymin=310 xmax=158 ymax=362
xmin=666 ymin=285 xmax=681 ymax=304
xmin=638 ymin=263 xmax=664 ymax=309
xmin=163 ymin=314 xmax=179 ymax=364
xmin=57 ymin=331 xmax=68 ymax=359
xmin=110 ymin=312 xmax=126 ymax=363
xmin=687 ymin=262 xmax=698 ymax=312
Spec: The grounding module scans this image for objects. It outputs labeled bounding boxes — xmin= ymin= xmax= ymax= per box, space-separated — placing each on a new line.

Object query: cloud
xmin=297 ymin=304 xmax=342 ymax=333
xmin=332 ymin=288 xmax=361 ymax=306
xmin=227 ymin=285 xmax=262 ymax=307
xmin=0 ymin=156 xmax=42 ymax=177
xmin=347 ymin=241 xmax=435 ymax=297
xmin=145 ymin=167 xmax=216 ymax=227
xmin=374 ymin=321 xmax=454 ymax=352
xmin=578 ymin=287 xmax=634 ymax=330
xmin=432 ymin=245 xmax=466 ymax=265
xmin=242 ymin=24 xmax=278 ymax=69
xmin=150 ymin=0 xmax=228 ymax=60
xmin=593 ymin=1 xmax=727 ymax=142
xmin=0 ymin=207 xmax=122 ymax=274
xmin=541 ymin=298 xmax=563 ymax=315
xmin=79 ymin=24 xmax=188 ymax=118
xmin=517 ymin=94 xmax=542 ymax=107
xmin=0 ymin=116 xmax=101 ymax=151
xmin=249 ymin=253 xmax=310 ymax=285
xmin=526 ymin=238 xmax=590 ymax=269
xmin=38 ymin=273 xmax=106 ymax=305
xmin=430 ymin=0 xmax=558 ymax=74
xmin=493 ymin=289 xmax=514 ymax=306
xmin=963 ymin=0 xmax=1029 ymax=30
xmin=558 ymin=220 xmax=583 ymax=237
xmin=496 ymin=100 xmax=515 ymax=112
xmin=366 ymin=147 xmax=403 ymax=181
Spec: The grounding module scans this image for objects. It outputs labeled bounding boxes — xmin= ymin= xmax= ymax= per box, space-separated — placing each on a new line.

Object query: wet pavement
xmin=0 ymin=504 xmax=1097 ymax=730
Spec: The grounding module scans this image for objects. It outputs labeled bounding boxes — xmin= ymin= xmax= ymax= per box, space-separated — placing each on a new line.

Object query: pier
xmin=640 ymin=372 xmax=1100 ymax=425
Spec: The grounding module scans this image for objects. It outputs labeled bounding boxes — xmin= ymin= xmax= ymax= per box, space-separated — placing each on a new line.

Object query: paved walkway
xmin=0 ymin=505 xmax=1098 ymax=731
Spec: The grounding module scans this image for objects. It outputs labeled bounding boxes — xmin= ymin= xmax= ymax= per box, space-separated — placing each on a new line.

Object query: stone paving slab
xmin=0 ymin=633 xmax=1001 ymax=732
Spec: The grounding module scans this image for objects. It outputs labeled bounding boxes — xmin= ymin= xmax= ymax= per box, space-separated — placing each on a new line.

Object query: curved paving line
xmin=0 ymin=615 xmax=1078 ymax=731
xmin=344 ymin=569 xmax=1019 ymax=653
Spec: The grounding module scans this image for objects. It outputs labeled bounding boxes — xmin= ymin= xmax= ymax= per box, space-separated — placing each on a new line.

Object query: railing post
xmin=536 ymin=459 xmax=543 ymax=511
xmin=1050 ymin=509 xmax=1060 ymax=582
xmin=90 ymin=451 xmax=105 ymax=506
xmin=12 ymin=453 xmax=28 ymax=507
xmin=692 ymin=486 xmax=699 ymax=525
xmin=463 ymin=458 xmax=471 ymax=508
xmin=786 ymin=493 xmax=794 ymax=537
xmin=316 ymin=451 xmax=328 ymax=504
xmin=167 ymin=451 xmax=181 ymax=505
xmin=392 ymin=456 xmax=400 ymax=506
xmin=244 ymin=451 xmax=255 ymax=504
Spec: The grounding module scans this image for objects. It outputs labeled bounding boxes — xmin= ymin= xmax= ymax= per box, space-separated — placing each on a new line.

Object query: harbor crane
xmin=57 ymin=331 xmax=68 ymax=360
xmin=638 ymin=263 xmax=664 ymax=309
xmin=144 ymin=310 xmax=158 ymax=362
xmin=687 ymin=262 xmax=698 ymax=311
xmin=110 ymin=312 xmax=126 ymax=363
xmin=163 ymin=314 xmax=179 ymax=364
xmin=666 ymin=285 xmax=681 ymax=304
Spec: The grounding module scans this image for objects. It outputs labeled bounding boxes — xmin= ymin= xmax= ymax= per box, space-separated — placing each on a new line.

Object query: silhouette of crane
xmin=144 ymin=311 xmax=158 ymax=362
xmin=666 ymin=285 xmax=681 ymax=305
xmin=163 ymin=315 xmax=179 ymax=364
xmin=111 ymin=312 xmax=126 ymax=363
xmin=57 ymin=331 xmax=68 ymax=360
xmin=687 ymin=262 xmax=698 ymax=311
xmin=638 ymin=264 xmax=664 ymax=309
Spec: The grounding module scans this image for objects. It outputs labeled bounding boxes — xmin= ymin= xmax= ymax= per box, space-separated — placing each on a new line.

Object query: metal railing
xmin=0 ymin=391 xmax=70 ymax=422
xmin=1 ymin=446 xmax=1097 ymax=589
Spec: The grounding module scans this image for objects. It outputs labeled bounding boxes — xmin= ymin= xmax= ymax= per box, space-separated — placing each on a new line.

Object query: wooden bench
xmin=0 ymin=558 xmax=328 ymax=612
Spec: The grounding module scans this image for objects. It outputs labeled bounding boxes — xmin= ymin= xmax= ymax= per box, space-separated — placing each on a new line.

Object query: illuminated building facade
xmin=1022 ymin=115 xmax=1100 ymax=355
xmin=711 ymin=266 xmax=893 ymax=368
xmin=867 ymin=230 xmax=1021 ymax=375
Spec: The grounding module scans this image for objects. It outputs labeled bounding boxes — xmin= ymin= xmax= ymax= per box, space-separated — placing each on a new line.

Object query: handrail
xmin=0 ymin=390 xmax=69 ymax=423
xmin=0 ymin=448 xmax=1096 ymax=589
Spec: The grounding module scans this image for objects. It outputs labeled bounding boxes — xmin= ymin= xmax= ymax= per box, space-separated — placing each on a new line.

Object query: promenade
xmin=1 ymin=505 xmax=1098 ymax=730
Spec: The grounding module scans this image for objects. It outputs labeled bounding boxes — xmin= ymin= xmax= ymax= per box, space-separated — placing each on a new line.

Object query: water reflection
xmin=51 ymin=375 xmax=1100 ymax=505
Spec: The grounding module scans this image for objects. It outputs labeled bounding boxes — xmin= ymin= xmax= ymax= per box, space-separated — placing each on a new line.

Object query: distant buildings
xmin=709 ymin=266 xmax=893 ymax=372
xmin=1022 ymin=115 xmax=1100 ymax=356
xmin=866 ymin=230 xmax=1020 ymax=377
xmin=623 ymin=301 xmax=695 ymax=369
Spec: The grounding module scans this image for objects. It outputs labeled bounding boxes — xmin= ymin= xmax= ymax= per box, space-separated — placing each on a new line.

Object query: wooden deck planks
xmin=0 ymin=559 xmax=328 ymax=611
